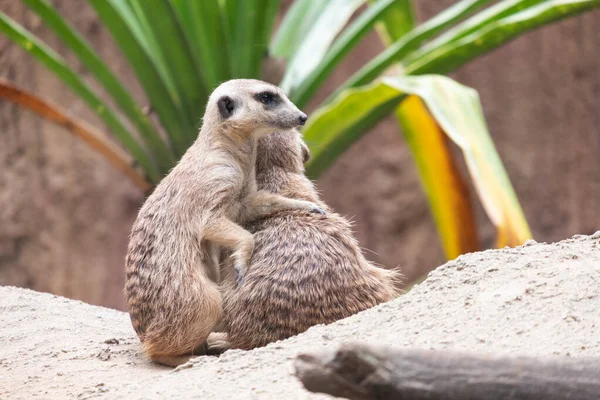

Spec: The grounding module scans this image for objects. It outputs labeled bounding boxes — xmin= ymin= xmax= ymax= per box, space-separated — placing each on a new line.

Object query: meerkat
xmin=125 ymin=80 xmax=324 ymax=367
xmin=210 ymin=130 xmax=402 ymax=352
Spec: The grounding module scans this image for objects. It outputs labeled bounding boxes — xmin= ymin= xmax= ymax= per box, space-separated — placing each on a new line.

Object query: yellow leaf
xmin=386 ymin=76 xmax=532 ymax=250
xmin=397 ymin=95 xmax=478 ymax=259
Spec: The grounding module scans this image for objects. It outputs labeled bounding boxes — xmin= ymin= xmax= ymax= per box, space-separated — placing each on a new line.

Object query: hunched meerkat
xmin=210 ymin=130 xmax=402 ymax=352
xmin=125 ymin=79 xmax=324 ymax=366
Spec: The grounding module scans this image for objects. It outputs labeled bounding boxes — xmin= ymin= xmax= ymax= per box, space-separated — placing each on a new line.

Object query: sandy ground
xmin=1 ymin=233 xmax=599 ymax=399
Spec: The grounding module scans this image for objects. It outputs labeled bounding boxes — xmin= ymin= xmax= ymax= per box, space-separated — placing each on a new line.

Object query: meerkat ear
xmin=301 ymin=142 xmax=311 ymax=163
xmin=217 ymin=96 xmax=235 ymax=119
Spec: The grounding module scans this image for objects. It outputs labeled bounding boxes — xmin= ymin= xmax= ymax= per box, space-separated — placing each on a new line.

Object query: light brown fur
xmin=216 ymin=130 xmax=403 ymax=351
xmin=125 ymin=80 xmax=322 ymax=366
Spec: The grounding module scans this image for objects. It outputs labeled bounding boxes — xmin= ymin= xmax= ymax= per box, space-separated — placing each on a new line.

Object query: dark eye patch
xmin=254 ymin=91 xmax=279 ymax=106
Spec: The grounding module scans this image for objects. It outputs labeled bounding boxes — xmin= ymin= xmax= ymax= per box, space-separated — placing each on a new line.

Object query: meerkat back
xmin=221 ymin=131 xmax=402 ymax=350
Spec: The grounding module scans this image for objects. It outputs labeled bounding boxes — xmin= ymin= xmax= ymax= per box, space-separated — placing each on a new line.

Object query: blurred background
xmin=0 ymin=0 xmax=598 ymax=310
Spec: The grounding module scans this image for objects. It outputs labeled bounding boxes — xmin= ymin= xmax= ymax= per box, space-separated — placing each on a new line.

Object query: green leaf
xmin=332 ymin=0 xmax=491 ymax=98
xmin=401 ymin=0 xmax=546 ymax=68
xmin=405 ymin=0 xmax=600 ymax=75
xmin=279 ymin=0 xmax=365 ymax=94
xmin=221 ymin=0 xmax=238 ymax=50
xmin=111 ymin=1 xmax=177 ymax=94
xmin=303 ymin=81 xmax=406 ymax=178
xmin=172 ymin=0 xmax=232 ymax=89
xmin=372 ymin=0 xmax=415 ymax=44
xmin=270 ymin=0 xmax=329 ymax=60
xmin=229 ymin=0 xmax=260 ymax=77
xmin=291 ymin=0 xmax=400 ymax=108
xmin=89 ymin=0 xmax=193 ymax=157
xmin=250 ymin=0 xmax=280 ymax=79
xmin=304 ymin=75 xmax=531 ymax=247
xmin=0 ymin=11 xmax=160 ymax=182
xmin=125 ymin=0 xmax=207 ymax=137
xmin=21 ymin=0 xmax=173 ymax=172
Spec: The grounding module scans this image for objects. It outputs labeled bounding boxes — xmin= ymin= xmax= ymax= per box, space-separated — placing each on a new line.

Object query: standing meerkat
xmin=210 ymin=130 xmax=402 ymax=352
xmin=125 ymin=80 xmax=324 ymax=366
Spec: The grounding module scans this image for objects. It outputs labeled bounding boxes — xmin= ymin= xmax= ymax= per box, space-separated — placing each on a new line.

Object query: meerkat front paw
xmin=298 ymin=201 xmax=326 ymax=215
xmin=228 ymin=234 xmax=254 ymax=287
xmin=232 ymin=251 xmax=251 ymax=286
xmin=233 ymin=260 xmax=246 ymax=286
xmin=309 ymin=205 xmax=326 ymax=215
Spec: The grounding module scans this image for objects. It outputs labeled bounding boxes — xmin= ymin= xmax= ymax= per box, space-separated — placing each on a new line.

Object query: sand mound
xmin=2 ymin=233 xmax=599 ymax=399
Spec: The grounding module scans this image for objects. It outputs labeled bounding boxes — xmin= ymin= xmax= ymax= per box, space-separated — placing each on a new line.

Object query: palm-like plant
xmin=1 ymin=0 xmax=597 ymax=263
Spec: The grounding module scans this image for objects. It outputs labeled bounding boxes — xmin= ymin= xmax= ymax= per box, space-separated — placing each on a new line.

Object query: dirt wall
xmin=0 ymin=1 xmax=144 ymax=309
xmin=0 ymin=1 xmax=598 ymax=309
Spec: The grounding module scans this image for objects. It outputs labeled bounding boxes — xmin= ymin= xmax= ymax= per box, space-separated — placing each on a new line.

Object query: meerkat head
xmin=255 ymin=129 xmax=320 ymax=202
xmin=256 ymin=129 xmax=310 ymax=176
xmin=204 ymin=79 xmax=308 ymax=139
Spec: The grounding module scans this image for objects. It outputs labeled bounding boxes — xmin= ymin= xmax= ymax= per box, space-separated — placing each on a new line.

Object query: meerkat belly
xmin=202 ymin=160 xmax=254 ymax=222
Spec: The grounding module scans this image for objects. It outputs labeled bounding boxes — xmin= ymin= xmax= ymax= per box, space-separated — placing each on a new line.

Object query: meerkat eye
xmin=256 ymin=91 xmax=277 ymax=105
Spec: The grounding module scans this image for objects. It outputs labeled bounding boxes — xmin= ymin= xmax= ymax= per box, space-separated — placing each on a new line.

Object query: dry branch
xmin=0 ymin=79 xmax=151 ymax=192
xmin=295 ymin=342 xmax=600 ymax=400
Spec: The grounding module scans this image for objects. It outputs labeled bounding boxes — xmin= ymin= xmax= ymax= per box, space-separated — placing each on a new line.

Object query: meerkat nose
xmin=298 ymin=113 xmax=308 ymax=126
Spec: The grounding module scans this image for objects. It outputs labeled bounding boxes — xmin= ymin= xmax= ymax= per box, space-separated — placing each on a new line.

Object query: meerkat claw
xmin=310 ymin=206 xmax=326 ymax=215
xmin=234 ymin=262 xmax=245 ymax=286
xmin=299 ymin=200 xmax=326 ymax=215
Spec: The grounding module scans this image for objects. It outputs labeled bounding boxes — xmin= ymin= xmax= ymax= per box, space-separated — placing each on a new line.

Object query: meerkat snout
xmin=298 ymin=113 xmax=308 ymax=126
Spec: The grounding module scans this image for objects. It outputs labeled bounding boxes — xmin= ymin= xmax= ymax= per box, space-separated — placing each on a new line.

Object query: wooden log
xmin=294 ymin=342 xmax=600 ymax=400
